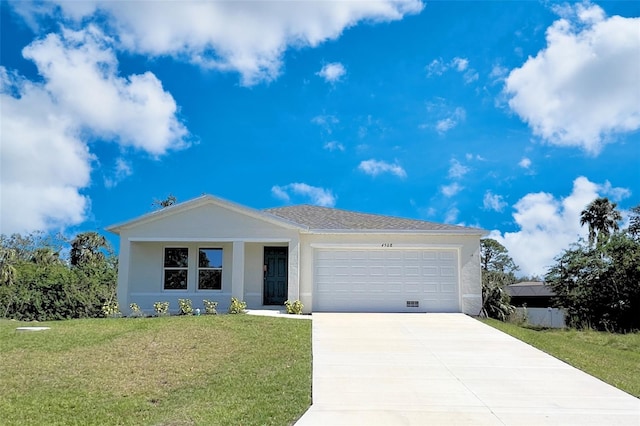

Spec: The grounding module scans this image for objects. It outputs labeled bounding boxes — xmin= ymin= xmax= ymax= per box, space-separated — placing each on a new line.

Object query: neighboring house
xmin=107 ymin=195 xmax=486 ymax=315
xmin=507 ymin=282 xmax=566 ymax=328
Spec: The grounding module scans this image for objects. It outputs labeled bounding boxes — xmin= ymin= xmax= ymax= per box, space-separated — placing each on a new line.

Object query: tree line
xmin=0 ymin=231 xmax=117 ymax=321
xmin=481 ymin=198 xmax=640 ymax=332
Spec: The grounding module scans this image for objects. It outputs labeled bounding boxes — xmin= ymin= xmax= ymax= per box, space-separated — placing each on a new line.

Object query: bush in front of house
xmin=203 ymin=299 xmax=218 ymax=315
xmin=101 ymin=300 xmax=121 ymax=318
xmin=153 ymin=301 xmax=170 ymax=316
xmin=129 ymin=303 xmax=144 ymax=317
xmin=228 ymin=297 xmax=246 ymax=314
xmin=284 ymin=300 xmax=304 ymax=315
xmin=178 ymin=298 xmax=193 ymax=315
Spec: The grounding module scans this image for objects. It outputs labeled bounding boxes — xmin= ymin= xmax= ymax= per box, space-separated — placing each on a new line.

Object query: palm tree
xmin=0 ymin=248 xmax=17 ymax=286
xmin=31 ymin=247 xmax=61 ymax=266
xmin=70 ymin=232 xmax=109 ymax=267
xmin=580 ymin=197 xmax=622 ymax=247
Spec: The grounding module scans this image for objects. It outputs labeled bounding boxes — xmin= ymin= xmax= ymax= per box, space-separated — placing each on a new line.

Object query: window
xmin=164 ymin=248 xmax=188 ymax=290
xmin=198 ymin=248 xmax=222 ymax=290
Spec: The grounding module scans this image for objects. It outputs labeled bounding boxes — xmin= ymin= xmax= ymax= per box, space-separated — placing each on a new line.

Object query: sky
xmin=1 ymin=0 xmax=639 ymax=278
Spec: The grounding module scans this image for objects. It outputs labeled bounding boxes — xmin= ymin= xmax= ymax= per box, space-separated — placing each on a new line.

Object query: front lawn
xmin=482 ymin=319 xmax=640 ymax=398
xmin=0 ymin=315 xmax=311 ymax=425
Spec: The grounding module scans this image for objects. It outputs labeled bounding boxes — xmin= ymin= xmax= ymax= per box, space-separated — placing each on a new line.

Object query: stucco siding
xmin=124 ymin=241 xmax=234 ymax=313
xmin=299 ymin=233 xmax=482 ymax=315
xmin=120 ymin=203 xmax=300 ymax=240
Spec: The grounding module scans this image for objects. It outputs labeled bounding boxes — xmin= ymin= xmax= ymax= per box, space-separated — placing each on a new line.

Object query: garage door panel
xmin=314 ymin=248 xmax=460 ymax=313
xmin=422 ymin=266 xmax=439 ymax=276
xmin=422 ymin=251 xmax=437 ymax=260
xmin=404 ymin=266 xmax=420 ymax=276
xmin=387 ymin=266 xmax=402 ymax=276
xmin=440 ymin=267 xmax=456 ymax=277
xmin=440 ymin=251 xmax=456 ymax=261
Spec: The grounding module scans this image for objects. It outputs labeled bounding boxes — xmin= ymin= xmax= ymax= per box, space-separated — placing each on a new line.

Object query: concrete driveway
xmin=295 ymin=313 xmax=640 ymax=425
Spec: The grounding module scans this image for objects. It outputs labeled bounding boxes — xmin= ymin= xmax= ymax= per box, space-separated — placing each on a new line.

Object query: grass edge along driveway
xmin=482 ymin=318 xmax=640 ymax=398
xmin=0 ymin=315 xmax=311 ymax=426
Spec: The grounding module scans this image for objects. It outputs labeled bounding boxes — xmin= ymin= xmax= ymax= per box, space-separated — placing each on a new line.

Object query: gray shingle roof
xmin=263 ymin=204 xmax=485 ymax=233
xmin=507 ymin=282 xmax=555 ymax=297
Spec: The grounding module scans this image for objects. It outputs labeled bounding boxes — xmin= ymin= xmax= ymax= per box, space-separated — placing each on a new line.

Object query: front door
xmin=263 ymin=247 xmax=288 ymax=305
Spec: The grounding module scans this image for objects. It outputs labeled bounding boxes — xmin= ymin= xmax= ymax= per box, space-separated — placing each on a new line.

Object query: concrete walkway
xmin=296 ymin=313 xmax=640 ymax=425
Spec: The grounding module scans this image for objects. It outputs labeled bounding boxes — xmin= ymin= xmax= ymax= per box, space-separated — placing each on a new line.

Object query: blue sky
xmin=1 ymin=0 xmax=639 ymax=276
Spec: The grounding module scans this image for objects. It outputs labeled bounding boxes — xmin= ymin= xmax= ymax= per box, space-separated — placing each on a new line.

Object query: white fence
xmin=516 ymin=307 xmax=566 ymax=328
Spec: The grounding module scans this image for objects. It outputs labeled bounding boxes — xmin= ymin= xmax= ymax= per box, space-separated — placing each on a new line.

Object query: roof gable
xmin=264 ymin=204 xmax=486 ymax=234
xmin=106 ymin=195 xmax=304 ymax=234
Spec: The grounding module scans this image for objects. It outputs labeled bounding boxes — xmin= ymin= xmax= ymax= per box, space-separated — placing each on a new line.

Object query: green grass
xmin=0 ymin=315 xmax=311 ymax=426
xmin=482 ymin=319 xmax=640 ymax=398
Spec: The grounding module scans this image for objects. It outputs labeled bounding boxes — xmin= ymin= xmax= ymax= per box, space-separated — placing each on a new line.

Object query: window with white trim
xmin=198 ymin=248 xmax=222 ymax=290
xmin=164 ymin=247 xmax=188 ymax=290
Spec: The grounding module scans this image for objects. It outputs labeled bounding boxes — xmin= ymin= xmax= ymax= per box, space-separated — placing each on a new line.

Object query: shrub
xmin=228 ymin=297 xmax=246 ymax=314
xmin=480 ymin=276 xmax=514 ymax=321
xmin=129 ymin=303 xmax=143 ymax=318
xmin=101 ymin=300 xmax=121 ymax=318
xmin=203 ymin=299 xmax=218 ymax=315
xmin=284 ymin=300 xmax=304 ymax=315
xmin=178 ymin=298 xmax=193 ymax=315
xmin=153 ymin=301 xmax=169 ymax=316
xmin=0 ymin=260 xmax=115 ymax=321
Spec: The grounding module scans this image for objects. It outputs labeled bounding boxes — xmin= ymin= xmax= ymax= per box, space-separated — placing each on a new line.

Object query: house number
xmin=381 ymin=243 xmax=393 ymax=247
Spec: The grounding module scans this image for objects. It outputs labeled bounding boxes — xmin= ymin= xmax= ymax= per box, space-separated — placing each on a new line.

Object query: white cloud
xmin=19 ymin=1 xmax=423 ymax=86
xmin=311 ymin=115 xmax=339 ymax=126
xmin=271 ymin=186 xmax=291 ymax=203
xmin=435 ymin=118 xmax=456 ymax=134
xmin=358 ymin=159 xmax=407 ymax=178
xmin=505 ymin=2 xmax=640 ymax=154
xmin=448 ymin=158 xmax=470 ymax=179
xmin=425 ymin=58 xmax=447 ymax=76
xmin=317 ymin=62 xmax=346 ymax=83
xmin=323 ymin=141 xmax=345 ymax=152
xmin=600 ymin=181 xmax=631 ymax=202
xmin=489 ymin=64 xmax=509 ymax=82
xmin=483 ymin=191 xmax=507 ymax=212
xmin=23 ymin=27 xmax=189 ymax=155
xmin=104 ymin=158 xmax=133 ymax=188
xmin=451 ymin=57 xmax=468 ymax=72
xmin=427 ymin=57 xmax=477 ymax=84
xmin=311 ymin=114 xmax=339 ymax=135
xmin=444 ymin=207 xmax=460 ymax=224
xmin=271 ymin=183 xmax=336 ymax=207
xmin=441 ymin=183 xmax=463 ymax=197
xmin=0 ymin=27 xmax=188 ymax=234
xmin=490 ymin=176 xmax=631 ymax=277
xmin=435 ymin=107 xmax=466 ymax=134
xmin=519 ymin=157 xmax=532 ymax=169
xmin=463 ymin=69 xmax=479 ymax=84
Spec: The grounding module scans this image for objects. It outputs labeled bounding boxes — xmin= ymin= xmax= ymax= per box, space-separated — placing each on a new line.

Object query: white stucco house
xmin=107 ymin=195 xmax=486 ymax=315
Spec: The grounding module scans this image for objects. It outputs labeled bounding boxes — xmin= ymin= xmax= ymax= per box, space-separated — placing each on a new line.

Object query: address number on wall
xmin=381 ymin=243 xmax=393 ymax=248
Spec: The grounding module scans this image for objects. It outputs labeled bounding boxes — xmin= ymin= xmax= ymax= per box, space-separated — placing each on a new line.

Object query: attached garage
xmin=314 ymin=248 xmax=459 ymax=313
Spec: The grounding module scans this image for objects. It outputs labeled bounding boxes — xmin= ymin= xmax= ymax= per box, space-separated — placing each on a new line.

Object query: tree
xmin=480 ymin=238 xmax=519 ymax=275
xmin=1 ymin=231 xmax=118 ymax=321
xmin=70 ymin=232 xmax=110 ymax=268
xmin=546 ymin=235 xmax=640 ymax=332
xmin=152 ymin=194 xmax=177 ymax=209
xmin=580 ymin=197 xmax=622 ymax=247
xmin=480 ymin=239 xmax=518 ymax=320
xmin=31 ymin=247 xmax=62 ymax=266
xmin=627 ymin=204 xmax=640 ymax=239
xmin=0 ymin=247 xmax=17 ymax=286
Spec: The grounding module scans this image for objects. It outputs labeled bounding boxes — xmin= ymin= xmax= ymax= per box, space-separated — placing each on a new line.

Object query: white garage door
xmin=314 ymin=249 xmax=459 ymax=313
